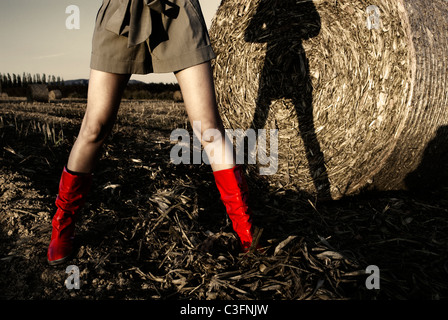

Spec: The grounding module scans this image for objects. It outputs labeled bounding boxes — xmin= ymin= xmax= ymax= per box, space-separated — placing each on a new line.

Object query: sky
xmin=0 ymin=0 xmax=221 ymax=84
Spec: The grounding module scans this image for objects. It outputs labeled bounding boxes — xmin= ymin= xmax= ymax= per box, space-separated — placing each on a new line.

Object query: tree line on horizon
xmin=0 ymin=72 xmax=181 ymax=100
xmin=1 ymin=72 xmax=65 ymax=89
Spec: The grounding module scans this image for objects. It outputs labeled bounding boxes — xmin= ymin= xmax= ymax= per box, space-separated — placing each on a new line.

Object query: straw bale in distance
xmin=173 ymin=90 xmax=183 ymax=102
xmin=27 ymin=84 xmax=49 ymax=103
xmin=48 ymin=90 xmax=62 ymax=100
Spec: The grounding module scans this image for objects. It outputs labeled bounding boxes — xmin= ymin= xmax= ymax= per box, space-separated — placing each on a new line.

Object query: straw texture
xmin=210 ymin=0 xmax=448 ymax=199
xmin=26 ymin=84 xmax=49 ymax=103
xmin=48 ymin=90 xmax=62 ymax=100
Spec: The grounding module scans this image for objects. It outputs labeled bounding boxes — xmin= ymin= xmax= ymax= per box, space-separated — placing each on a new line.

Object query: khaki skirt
xmin=90 ymin=0 xmax=216 ymax=74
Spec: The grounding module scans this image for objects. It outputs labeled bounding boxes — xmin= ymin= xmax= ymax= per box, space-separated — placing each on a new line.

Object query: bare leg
xmin=175 ymin=63 xmax=257 ymax=251
xmin=47 ymin=69 xmax=129 ymax=265
xmin=66 ymin=69 xmax=130 ymax=173
xmin=175 ymin=62 xmax=236 ymax=172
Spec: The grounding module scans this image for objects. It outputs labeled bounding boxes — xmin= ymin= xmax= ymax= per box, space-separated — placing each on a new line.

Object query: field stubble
xmin=0 ymin=99 xmax=447 ymax=300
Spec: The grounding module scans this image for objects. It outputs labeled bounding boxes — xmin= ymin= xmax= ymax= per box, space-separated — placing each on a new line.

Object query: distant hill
xmin=64 ymin=79 xmax=89 ymax=86
xmin=62 ymin=78 xmax=179 ymax=100
xmin=64 ymin=79 xmax=147 ymax=86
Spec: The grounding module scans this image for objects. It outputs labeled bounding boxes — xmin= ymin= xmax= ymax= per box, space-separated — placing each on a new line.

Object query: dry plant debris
xmin=1 ymin=100 xmax=447 ymax=300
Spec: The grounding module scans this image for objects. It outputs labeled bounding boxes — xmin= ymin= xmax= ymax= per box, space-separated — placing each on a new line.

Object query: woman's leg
xmin=67 ymin=69 xmax=131 ymax=173
xmin=48 ymin=69 xmax=130 ymax=265
xmin=175 ymin=62 xmax=256 ymax=251
xmin=175 ymin=62 xmax=235 ymax=172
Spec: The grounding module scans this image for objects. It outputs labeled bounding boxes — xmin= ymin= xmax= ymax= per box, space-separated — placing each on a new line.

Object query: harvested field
xmin=1 ymin=99 xmax=447 ymax=302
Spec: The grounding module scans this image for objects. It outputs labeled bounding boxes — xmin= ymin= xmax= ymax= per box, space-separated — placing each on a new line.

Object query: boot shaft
xmin=213 ymin=165 xmax=249 ymax=198
xmin=48 ymin=167 xmax=92 ymax=265
xmin=55 ymin=167 xmax=92 ymax=212
xmin=213 ymin=165 xmax=254 ymax=251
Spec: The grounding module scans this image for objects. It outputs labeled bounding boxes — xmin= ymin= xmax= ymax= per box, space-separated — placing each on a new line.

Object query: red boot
xmin=47 ymin=167 xmax=92 ymax=266
xmin=213 ymin=165 xmax=255 ymax=252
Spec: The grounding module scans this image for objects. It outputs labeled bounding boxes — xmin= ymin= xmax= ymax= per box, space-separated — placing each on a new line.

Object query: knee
xmin=79 ymin=121 xmax=111 ymax=144
xmin=192 ymin=120 xmax=224 ymax=143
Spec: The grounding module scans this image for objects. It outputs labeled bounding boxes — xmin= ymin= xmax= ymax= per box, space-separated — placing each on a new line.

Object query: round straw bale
xmin=210 ymin=0 xmax=448 ymax=199
xmin=48 ymin=89 xmax=62 ymax=100
xmin=27 ymin=84 xmax=49 ymax=103
xmin=173 ymin=90 xmax=183 ymax=102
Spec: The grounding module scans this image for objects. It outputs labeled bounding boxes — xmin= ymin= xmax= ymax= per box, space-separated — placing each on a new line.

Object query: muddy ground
xmin=1 ymin=99 xmax=447 ymax=301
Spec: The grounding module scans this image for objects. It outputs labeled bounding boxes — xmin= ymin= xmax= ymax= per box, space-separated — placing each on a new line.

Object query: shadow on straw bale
xmin=244 ymin=0 xmax=331 ymax=201
xmin=211 ymin=0 xmax=448 ymax=201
